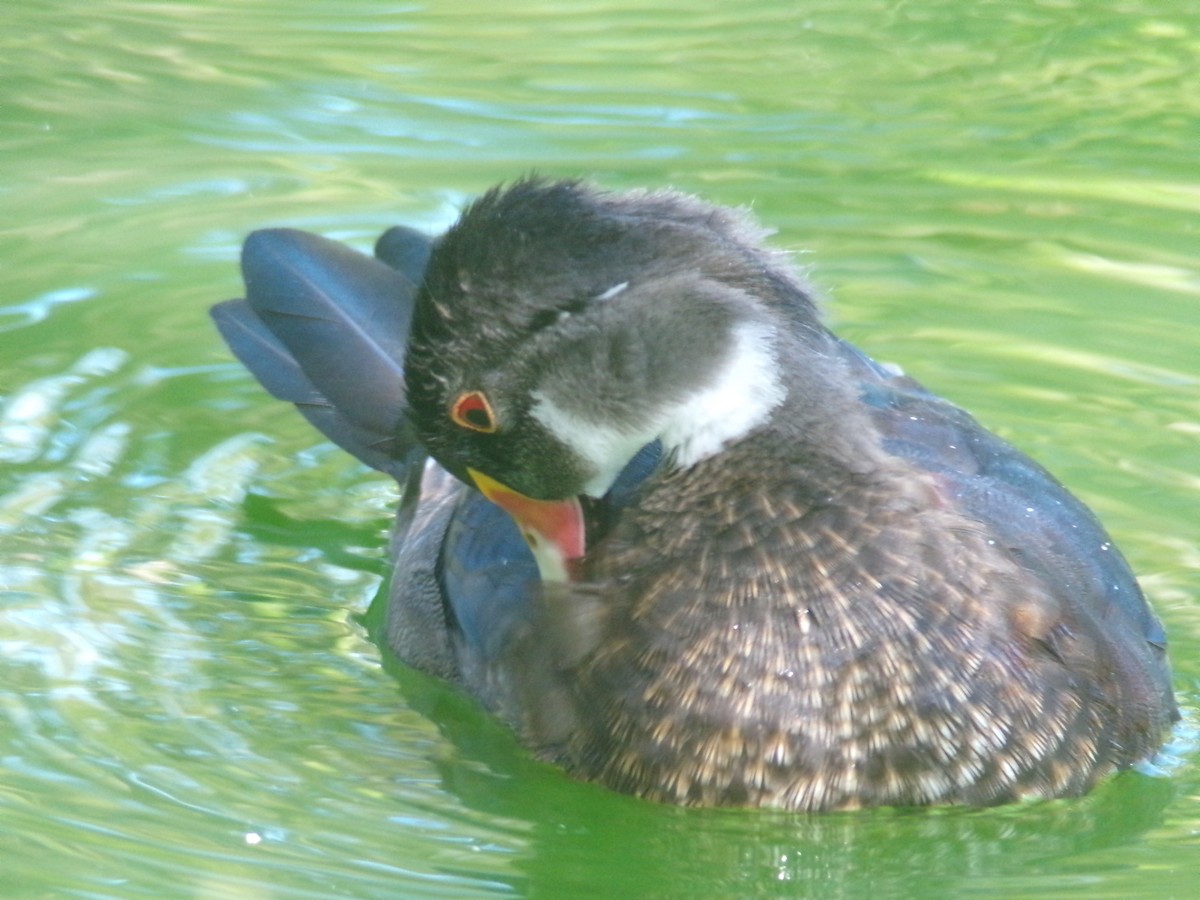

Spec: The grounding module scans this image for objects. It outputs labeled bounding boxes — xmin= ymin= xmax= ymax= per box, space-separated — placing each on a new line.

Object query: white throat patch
xmin=530 ymin=319 xmax=785 ymax=496
xmin=659 ymin=319 xmax=785 ymax=468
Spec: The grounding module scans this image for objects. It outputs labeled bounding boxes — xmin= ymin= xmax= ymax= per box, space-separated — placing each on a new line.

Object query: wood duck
xmin=212 ymin=178 xmax=1176 ymax=810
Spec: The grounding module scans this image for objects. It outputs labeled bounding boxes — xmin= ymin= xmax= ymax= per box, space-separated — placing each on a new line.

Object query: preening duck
xmin=212 ymin=178 xmax=1175 ymax=810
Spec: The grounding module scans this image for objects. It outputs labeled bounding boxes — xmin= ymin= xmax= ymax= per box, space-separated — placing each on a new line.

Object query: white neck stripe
xmin=660 ymin=319 xmax=785 ymax=468
xmin=530 ymin=319 xmax=785 ymax=496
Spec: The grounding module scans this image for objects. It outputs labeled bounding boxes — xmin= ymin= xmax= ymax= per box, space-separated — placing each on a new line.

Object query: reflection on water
xmin=0 ymin=286 xmax=98 ymax=334
xmin=2 ymin=0 xmax=1198 ymax=895
xmin=0 ymin=351 xmax=521 ymax=894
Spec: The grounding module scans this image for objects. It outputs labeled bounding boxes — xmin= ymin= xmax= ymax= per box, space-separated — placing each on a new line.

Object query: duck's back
xmin=837 ymin=337 xmax=1172 ymax=707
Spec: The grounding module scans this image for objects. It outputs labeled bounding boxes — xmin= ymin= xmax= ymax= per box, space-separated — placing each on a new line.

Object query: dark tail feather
xmin=239 ymin=229 xmax=414 ymax=437
xmin=210 ymin=298 xmax=417 ymax=479
xmin=211 ymin=227 xmax=434 ymax=479
xmin=375 ymin=224 xmax=434 ymax=278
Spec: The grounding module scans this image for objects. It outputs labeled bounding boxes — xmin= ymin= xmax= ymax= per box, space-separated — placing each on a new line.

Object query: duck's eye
xmin=450 ymin=390 xmax=498 ymax=434
xmin=529 ymin=296 xmax=592 ymax=333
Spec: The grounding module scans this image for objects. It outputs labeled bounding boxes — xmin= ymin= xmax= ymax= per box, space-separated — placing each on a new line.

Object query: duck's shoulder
xmin=830 ymin=338 xmax=1169 ymax=661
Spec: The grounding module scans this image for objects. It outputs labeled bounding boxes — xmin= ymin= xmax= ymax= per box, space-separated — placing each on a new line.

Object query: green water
xmin=2 ymin=1 xmax=1198 ymax=895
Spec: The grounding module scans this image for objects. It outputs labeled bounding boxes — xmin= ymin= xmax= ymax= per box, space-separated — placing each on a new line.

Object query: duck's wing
xmin=835 ymin=337 xmax=1172 ymax=706
xmin=390 ymin=440 xmax=663 ymax=689
xmin=211 ymin=227 xmax=468 ymax=677
xmin=384 ymin=465 xmax=541 ymax=682
xmin=211 ymin=228 xmax=429 ymax=478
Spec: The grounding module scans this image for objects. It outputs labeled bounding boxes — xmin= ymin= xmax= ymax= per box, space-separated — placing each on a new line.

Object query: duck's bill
xmin=467 ymin=468 xmax=585 ymax=583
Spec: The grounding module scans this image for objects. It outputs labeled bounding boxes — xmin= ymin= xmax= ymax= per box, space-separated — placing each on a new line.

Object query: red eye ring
xmin=450 ymin=390 xmax=498 ymax=433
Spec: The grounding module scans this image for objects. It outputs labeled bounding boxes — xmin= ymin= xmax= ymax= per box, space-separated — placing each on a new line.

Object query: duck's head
xmin=405 ymin=179 xmax=820 ymax=579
